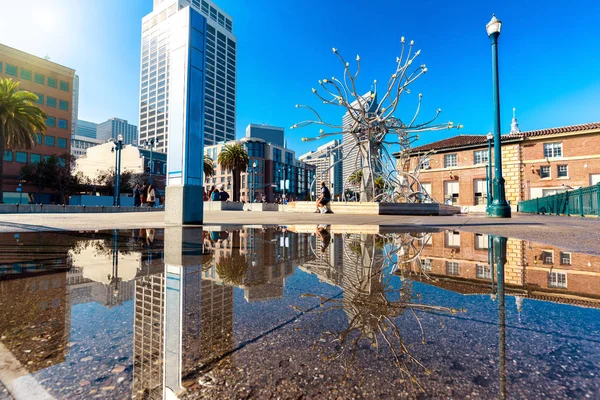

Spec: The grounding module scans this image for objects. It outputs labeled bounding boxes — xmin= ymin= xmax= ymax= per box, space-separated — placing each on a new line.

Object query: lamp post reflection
xmin=492 ymin=235 xmax=508 ymax=399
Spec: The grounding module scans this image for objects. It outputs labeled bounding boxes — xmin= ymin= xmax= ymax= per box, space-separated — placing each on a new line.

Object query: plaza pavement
xmin=0 ymin=211 xmax=598 ymax=254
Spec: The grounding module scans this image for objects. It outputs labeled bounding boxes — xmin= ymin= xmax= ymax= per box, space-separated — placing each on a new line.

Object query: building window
xmin=420 ymin=157 xmax=430 ymax=169
xmin=20 ymin=69 xmax=32 ymax=80
xmin=47 ymin=77 xmax=57 ymax=88
xmin=557 ymin=165 xmax=568 ymax=178
xmin=560 ymin=252 xmax=571 ymax=266
xmin=541 ymin=250 xmax=553 ymax=265
xmin=474 ymin=179 xmax=488 ymax=205
xmin=47 ymin=96 xmax=57 ymax=107
xmin=59 ymin=81 xmax=69 ymax=92
xmin=540 ymin=165 xmax=551 ymax=179
xmin=46 ymin=117 xmax=56 ymax=127
xmin=5 ymin=64 xmax=17 ymax=76
xmin=421 ymin=259 xmax=431 ymax=271
xmin=35 ymin=134 xmax=43 ymax=144
xmin=3 ymin=151 xmax=13 ymax=161
xmin=45 ymin=136 xmax=55 ymax=147
xmin=445 ymin=230 xmax=461 ymax=248
xmin=474 ymin=233 xmax=489 ymax=249
xmin=444 ymin=181 xmax=459 ymax=204
xmin=57 ymin=138 xmax=67 ymax=148
xmin=474 ymin=150 xmax=488 ymax=165
xmin=444 ymin=154 xmax=457 ymax=168
xmin=543 ymin=142 xmax=562 ymax=158
xmin=15 ymin=152 xmax=27 ymax=163
xmin=34 ymin=93 xmax=44 ymax=105
xmin=0 ymin=62 xmax=2 ymax=73
xmin=476 ymin=264 xmax=492 ymax=280
xmin=446 ymin=261 xmax=460 ymax=275
xmin=34 ymin=73 xmax=45 ymax=84
xmin=30 ymin=154 xmax=41 ymax=164
xmin=59 ymin=100 xmax=69 ymax=111
xmin=548 ymin=272 xmax=567 ymax=288
xmin=58 ymin=119 xmax=68 ymax=129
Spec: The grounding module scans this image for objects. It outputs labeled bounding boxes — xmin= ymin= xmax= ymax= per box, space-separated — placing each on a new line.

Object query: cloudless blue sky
xmin=1 ymin=0 xmax=599 ymax=156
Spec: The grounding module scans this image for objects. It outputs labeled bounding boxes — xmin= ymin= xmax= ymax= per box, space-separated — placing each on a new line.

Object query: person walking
xmin=140 ymin=184 xmax=148 ymax=207
xmin=146 ymin=184 xmax=156 ymax=207
xmin=219 ymin=187 xmax=230 ymax=202
xmin=133 ymin=184 xmax=142 ymax=207
xmin=315 ymin=181 xmax=331 ymax=213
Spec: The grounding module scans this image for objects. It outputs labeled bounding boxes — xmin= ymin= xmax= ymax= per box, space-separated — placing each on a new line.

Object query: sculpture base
xmin=165 ymin=184 xmax=204 ymax=225
xmin=284 ymin=202 xmax=461 ymax=216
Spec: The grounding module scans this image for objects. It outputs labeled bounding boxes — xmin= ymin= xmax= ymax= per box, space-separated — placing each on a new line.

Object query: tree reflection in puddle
xmin=296 ymin=230 xmax=465 ymax=393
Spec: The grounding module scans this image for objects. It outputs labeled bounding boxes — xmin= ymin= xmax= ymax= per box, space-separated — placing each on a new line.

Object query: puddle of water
xmin=0 ymin=227 xmax=599 ymax=399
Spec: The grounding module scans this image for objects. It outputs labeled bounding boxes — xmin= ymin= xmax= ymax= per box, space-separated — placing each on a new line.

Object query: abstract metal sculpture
xmin=292 ymin=39 xmax=462 ymax=202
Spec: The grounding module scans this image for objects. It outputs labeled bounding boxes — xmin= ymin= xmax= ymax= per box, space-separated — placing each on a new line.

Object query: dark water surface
xmin=0 ymin=227 xmax=599 ymax=399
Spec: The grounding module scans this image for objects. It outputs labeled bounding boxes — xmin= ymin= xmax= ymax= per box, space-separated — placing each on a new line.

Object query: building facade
xmin=76 ymin=119 xmax=98 ymax=139
xmin=342 ymin=92 xmax=376 ymax=187
xmin=402 ymin=121 xmax=600 ymax=210
xmin=204 ymin=136 xmax=315 ymax=202
xmin=97 ymin=117 xmax=138 ymax=146
xmin=71 ymin=74 xmax=79 ymax=142
xmin=299 ymin=139 xmax=343 ymax=197
xmin=400 ymin=230 xmax=600 ymax=308
xmin=139 ymin=0 xmax=236 ymax=154
xmin=0 ymin=43 xmax=75 ymax=204
xmin=71 ymin=135 xmax=103 ymax=158
xmin=246 ymin=124 xmax=284 ymax=147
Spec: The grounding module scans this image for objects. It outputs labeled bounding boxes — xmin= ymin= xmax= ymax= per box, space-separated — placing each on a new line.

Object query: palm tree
xmin=204 ymin=155 xmax=215 ymax=178
xmin=0 ymin=78 xmax=47 ymax=201
xmin=348 ymin=170 xmax=362 ymax=186
xmin=374 ymin=175 xmax=385 ymax=191
xmin=217 ymin=143 xmax=249 ymax=202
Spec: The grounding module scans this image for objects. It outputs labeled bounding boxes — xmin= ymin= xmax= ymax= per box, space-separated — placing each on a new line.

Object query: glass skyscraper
xmin=96 ymin=117 xmax=138 ymax=145
xmin=139 ymin=0 xmax=236 ymax=154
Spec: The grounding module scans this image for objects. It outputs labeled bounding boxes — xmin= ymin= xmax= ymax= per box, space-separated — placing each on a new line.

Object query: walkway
xmin=0 ymin=211 xmax=598 ymax=254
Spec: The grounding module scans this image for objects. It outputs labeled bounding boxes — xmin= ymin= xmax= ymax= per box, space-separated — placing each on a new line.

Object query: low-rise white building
xmin=74 ymin=142 xmax=145 ymax=182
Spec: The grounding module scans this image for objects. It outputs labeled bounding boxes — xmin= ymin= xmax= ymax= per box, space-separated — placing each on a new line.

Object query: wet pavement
xmin=0 ymin=226 xmax=599 ymax=399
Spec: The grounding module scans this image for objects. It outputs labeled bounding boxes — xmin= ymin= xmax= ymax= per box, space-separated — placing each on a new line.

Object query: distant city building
xmin=401 ymin=120 xmax=600 ymax=211
xmin=71 ymin=74 xmax=79 ymax=141
xmin=0 ymin=42 xmax=75 ymax=204
xmin=97 ymin=117 xmax=138 ymax=145
xmin=246 ymin=124 xmax=284 ymax=147
xmin=71 ymin=135 xmax=103 ymax=158
xmin=342 ymin=92 xmax=377 ymax=187
xmin=299 ymin=139 xmax=343 ymax=197
xmin=204 ymin=132 xmax=315 ymax=202
xmin=74 ymin=142 xmax=166 ymax=188
xmin=138 ymin=0 xmax=236 ymax=153
xmin=76 ymin=119 xmax=98 ymax=139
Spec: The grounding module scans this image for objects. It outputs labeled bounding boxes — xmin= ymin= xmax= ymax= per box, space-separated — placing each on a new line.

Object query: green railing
xmin=518 ymin=183 xmax=600 ymax=217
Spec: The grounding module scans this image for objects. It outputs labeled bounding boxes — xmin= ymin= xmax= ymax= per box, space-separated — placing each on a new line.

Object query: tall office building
xmin=342 ymin=92 xmax=377 ymax=187
xmin=0 ymin=42 xmax=75 ymax=203
xmin=77 ymin=120 xmax=98 ymax=139
xmin=97 ymin=117 xmax=138 ymax=145
xmin=299 ymin=139 xmax=343 ymax=196
xmin=246 ymin=124 xmax=284 ymax=147
xmin=71 ymin=74 xmax=79 ymax=140
xmin=139 ymin=0 xmax=236 ymax=154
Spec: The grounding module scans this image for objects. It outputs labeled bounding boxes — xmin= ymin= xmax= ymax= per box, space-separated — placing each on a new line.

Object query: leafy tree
xmin=19 ymin=154 xmax=77 ymax=204
xmin=348 ymin=170 xmax=363 ymax=186
xmin=95 ymin=168 xmax=136 ymax=194
xmin=217 ymin=143 xmax=249 ymax=202
xmin=0 ymin=78 xmax=47 ymax=202
xmin=204 ymin=155 xmax=215 ymax=178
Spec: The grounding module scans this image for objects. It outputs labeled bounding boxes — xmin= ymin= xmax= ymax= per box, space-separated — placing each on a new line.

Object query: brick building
xmin=401 ymin=120 xmax=600 ymax=211
xmin=400 ymin=230 xmax=600 ymax=308
xmin=0 ymin=43 xmax=76 ymax=204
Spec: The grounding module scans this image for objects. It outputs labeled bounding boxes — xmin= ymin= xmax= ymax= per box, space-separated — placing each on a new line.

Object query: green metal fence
xmin=518 ymin=183 xmax=600 ymax=217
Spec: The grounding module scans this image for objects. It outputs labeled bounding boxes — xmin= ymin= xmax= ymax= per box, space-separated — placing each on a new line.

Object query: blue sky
xmin=1 ymin=0 xmax=599 ymax=156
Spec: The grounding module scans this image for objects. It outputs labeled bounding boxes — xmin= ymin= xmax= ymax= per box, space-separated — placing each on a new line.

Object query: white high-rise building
xmin=299 ymin=139 xmax=343 ymax=196
xmin=138 ymin=0 xmax=236 ymax=154
xmin=342 ymin=92 xmax=376 ymax=186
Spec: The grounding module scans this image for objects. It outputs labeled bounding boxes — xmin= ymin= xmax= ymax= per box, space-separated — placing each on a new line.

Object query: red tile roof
xmin=406 ymin=121 xmax=600 ymax=155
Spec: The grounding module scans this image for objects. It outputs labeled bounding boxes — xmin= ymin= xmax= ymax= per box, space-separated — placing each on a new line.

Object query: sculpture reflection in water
xmin=299 ymin=230 xmax=465 ymax=393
